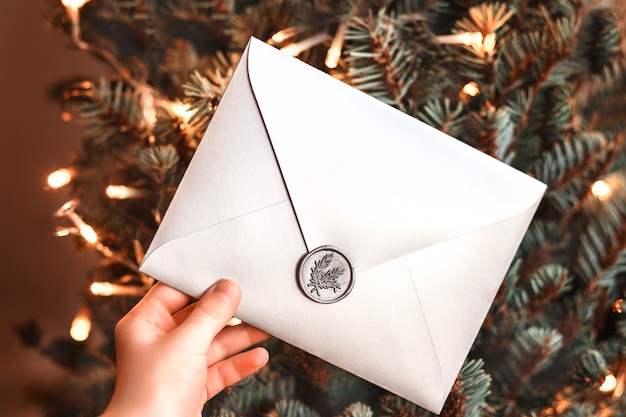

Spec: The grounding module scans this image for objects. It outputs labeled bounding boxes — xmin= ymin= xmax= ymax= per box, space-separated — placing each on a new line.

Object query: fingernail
xmin=212 ymin=279 xmax=240 ymax=301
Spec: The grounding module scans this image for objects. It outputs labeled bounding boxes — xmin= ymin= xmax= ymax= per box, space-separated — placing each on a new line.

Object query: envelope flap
xmin=144 ymin=41 xmax=290 ymax=258
xmin=246 ymin=38 xmax=545 ymax=272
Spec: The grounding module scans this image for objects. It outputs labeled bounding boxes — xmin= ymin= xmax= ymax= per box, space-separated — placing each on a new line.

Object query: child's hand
xmin=100 ymin=279 xmax=269 ymax=417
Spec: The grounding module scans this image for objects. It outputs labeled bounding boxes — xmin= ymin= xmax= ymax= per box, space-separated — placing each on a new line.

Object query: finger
xmin=172 ymin=303 xmax=194 ymax=326
xmin=175 ymin=279 xmax=241 ymax=347
xmin=205 ymin=347 xmax=270 ymax=399
xmin=208 ymin=324 xmax=270 ymax=364
xmin=124 ymin=282 xmax=192 ymax=332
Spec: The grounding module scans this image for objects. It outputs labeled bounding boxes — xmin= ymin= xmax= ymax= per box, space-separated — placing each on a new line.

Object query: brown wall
xmin=0 ymin=2 xmax=104 ymax=416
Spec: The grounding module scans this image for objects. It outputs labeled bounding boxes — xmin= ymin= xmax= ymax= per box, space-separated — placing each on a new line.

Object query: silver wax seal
xmin=298 ymin=246 xmax=354 ymax=304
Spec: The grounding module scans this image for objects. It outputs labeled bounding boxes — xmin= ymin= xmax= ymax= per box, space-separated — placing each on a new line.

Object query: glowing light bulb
xmin=600 ymin=372 xmax=617 ymax=393
xmin=281 ymin=33 xmax=331 ymax=57
xmin=170 ymin=101 xmax=195 ymax=125
xmin=70 ymin=308 xmax=91 ymax=342
xmin=462 ymin=82 xmax=480 ymax=97
xmin=61 ymin=0 xmax=89 ymax=9
xmin=79 ymin=224 xmax=98 ymax=243
xmin=139 ymin=86 xmax=157 ymax=128
xmin=270 ymin=27 xmax=299 ymax=44
xmin=592 ymin=180 xmax=612 ymax=200
xmin=106 ymin=185 xmax=142 ymax=199
xmin=47 ymin=168 xmax=73 ymax=188
xmin=325 ymin=21 xmax=348 ymax=69
xmin=435 ymin=32 xmax=483 ymax=46
xmin=482 ymin=33 xmax=497 ymax=55
xmin=54 ymin=227 xmax=73 ymax=237
xmin=91 ymin=281 xmax=148 ymax=297
xmin=90 ymin=282 xmax=113 ymax=296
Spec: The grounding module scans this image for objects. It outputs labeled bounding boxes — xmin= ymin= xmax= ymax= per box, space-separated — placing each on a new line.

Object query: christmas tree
xmin=19 ymin=0 xmax=626 ymax=415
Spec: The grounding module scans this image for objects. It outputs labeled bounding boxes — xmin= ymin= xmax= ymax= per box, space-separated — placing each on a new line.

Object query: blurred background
xmin=0 ymin=2 xmax=103 ymax=416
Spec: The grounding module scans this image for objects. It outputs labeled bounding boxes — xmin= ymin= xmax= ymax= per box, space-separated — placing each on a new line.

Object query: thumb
xmin=175 ymin=279 xmax=241 ymax=348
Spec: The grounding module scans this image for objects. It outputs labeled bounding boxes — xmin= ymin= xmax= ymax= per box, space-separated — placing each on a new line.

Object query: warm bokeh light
xmin=281 ymin=33 xmax=331 ymax=57
xmin=325 ymin=22 xmax=347 ymax=69
xmin=591 ymin=180 xmax=612 ymax=200
xmin=106 ymin=185 xmax=142 ymax=199
xmin=600 ymin=372 xmax=617 ymax=393
xmin=482 ymin=33 xmax=497 ymax=55
xmin=270 ymin=27 xmax=299 ymax=44
xmin=59 ymin=200 xmax=75 ymax=212
xmin=54 ymin=228 xmax=72 ymax=237
xmin=435 ymin=32 xmax=483 ymax=45
xmin=61 ymin=0 xmax=90 ymax=9
xmin=90 ymin=282 xmax=114 ymax=296
xmin=170 ymin=101 xmax=195 ymax=125
xmin=79 ymin=224 xmax=98 ymax=243
xmin=91 ymin=281 xmax=148 ymax=297
xmin=70 ymin=309 xmax=91 ymax=342
xmin=462 ymin=82 xmax=480 ymax=97
xmin=614 ymin=299 xmax=624 ymax=314
xmin=47 ymin=168 xmax=72 ymax=188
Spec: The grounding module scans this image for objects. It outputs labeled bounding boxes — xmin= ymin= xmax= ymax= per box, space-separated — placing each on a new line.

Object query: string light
xmin=591 ymin=180 xmax=612 ymax=200
xmin=106 ymin=185 xmax=144 ymax=199
xmin=69 ymin=306 xmax=92 ymax=342
xmin=90 ymin=281 xmax=148 ymax=297
xmin=435 ymin=32 xmax=484 ymax=46
xmin=270 ymin=27 xmax=302 ymax=44
xmin=61 ymin=0 xmax=90 ymax=49
xmin=54 ymin=200 xmax=98 ymax=244
xmin=613 ymin=299 xmax=624 ymax=314
xmin=79 ymin=224 xmax=98 ymax=244
xmin=435 ymin=32 xmax=498 ymax=56
xmin=47 ymin=168 xmax=73 ymax=189
xmin=280 ymin=32 xmax=331 ymax=57
xmin=600 ymin=372 xmax=617 ymax=393
xmin=482 ymin=33 xmax=497 ymax=55
xmin=61 ymin=0 xmax=89 ymax=8
xmin=169 ymin=100 xmax=195 ymax=128
xmin=325 ymin=21 xmax=348 ymax=69
xmin=139 ymin=85 xmax=157 ymax=129
xmin=462 ymin=81 xmax=480 ymax=97
xmin=56 ymin=200 xmax=76 ymax=215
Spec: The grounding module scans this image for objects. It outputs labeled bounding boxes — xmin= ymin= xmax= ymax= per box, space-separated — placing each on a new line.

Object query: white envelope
xmin=140 ymin=37 xmax=546 ymax=413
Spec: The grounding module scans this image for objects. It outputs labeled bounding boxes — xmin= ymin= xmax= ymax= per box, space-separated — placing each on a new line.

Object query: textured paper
xmin=140 ymin=37 xmax=546 ymax=413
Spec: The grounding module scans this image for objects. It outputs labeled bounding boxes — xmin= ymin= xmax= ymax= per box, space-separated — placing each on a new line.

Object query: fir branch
xmin=378 ymin=393 xmax=422 ymax=417
xmin=531 ymin=132 xmax=612 ymax=190
xmin=417 ymin=98 xmax=466 ymax=138
xmin=451 ymin=3 xmax=514 ymax=86
xmin=574 ymin=173 xmax=626 ymax=289
xmin=268 ymin=399 xmax=321 ymax=417
xmin=212 ymin=368 xmax=298 ymax=415
xmin=570 ymin=349 xmax=608 ymax=392
xmin=494 ymin=12 xmax=578 ymax=100
xmin=182 ymin=57 xmax=234 ymax=132
xmin=336 ymin=402 xmax=373 ymax=417
xmin=455 ymin=359 xmax=491 ymax=417
xmin=503 ymin=326 xmax=564 ymax=391
xmin=571 ymin=6 xmax=623 ymax=76
xmin=345 ymin=9 xmax=434 ymax=114
xmin=135 ymin=144 xmax=180 ymax=185
xmin=75 ymin=78 xmax=146 ymax=144
xmin=512 ymin=265 xmax=574 ymax=322
xmin=577 ymin=58 xmax=626 ymax=138
xmin=463 ymin=105 xmax=500 ymax=156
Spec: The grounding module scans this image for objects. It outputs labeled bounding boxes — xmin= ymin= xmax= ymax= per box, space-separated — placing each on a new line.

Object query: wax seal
xmin=298 ymin=246 xmax=354 ymax=303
